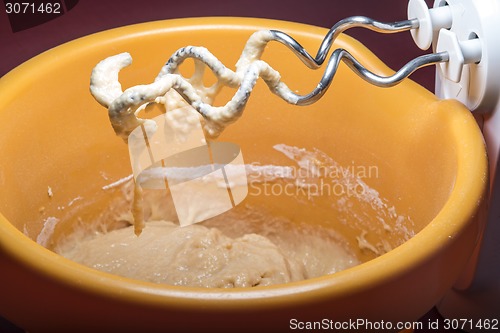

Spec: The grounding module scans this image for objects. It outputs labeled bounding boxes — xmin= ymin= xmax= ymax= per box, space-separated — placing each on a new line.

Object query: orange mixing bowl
xmin=0 ymin=17 xmax=488 ymax=332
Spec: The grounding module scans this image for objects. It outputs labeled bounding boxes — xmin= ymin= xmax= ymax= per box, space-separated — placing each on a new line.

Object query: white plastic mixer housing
xmin=408 ymin=0 xmax=500 ymax=327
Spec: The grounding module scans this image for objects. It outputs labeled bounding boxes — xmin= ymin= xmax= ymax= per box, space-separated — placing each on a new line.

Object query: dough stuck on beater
xmin=89 ymin=30 xmax=299 ymax=142
xmin=89 ymin=30 xmax=299 ymax=234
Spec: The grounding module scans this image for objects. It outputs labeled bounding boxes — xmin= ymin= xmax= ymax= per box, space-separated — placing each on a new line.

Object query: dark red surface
xmin=1 ymin=1 xmax=459 ymax=332
xmin=1 ymin=0 xmax=435 ymax=90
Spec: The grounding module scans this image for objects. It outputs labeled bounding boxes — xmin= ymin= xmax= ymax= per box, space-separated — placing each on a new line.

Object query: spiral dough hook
xmin=90 ymin=16 xmax=449 ymax=140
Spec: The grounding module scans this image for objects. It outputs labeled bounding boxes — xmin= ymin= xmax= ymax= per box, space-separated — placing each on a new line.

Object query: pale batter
xmin=55 ymin=166 xmax=360 ymax=288
xmin=52 ymin=142 xmax=417 ymax=287
xmin=59 ymin=220 xmax=308 ymax=288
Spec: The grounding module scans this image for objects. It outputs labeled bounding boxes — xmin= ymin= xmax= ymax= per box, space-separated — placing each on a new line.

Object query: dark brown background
xmin=1 ymin=0 xmax=435 ymax=90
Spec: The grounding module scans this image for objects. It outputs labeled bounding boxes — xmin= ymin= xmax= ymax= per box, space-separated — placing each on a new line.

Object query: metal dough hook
xmin=90 ymin=13 xmax=451 ymax=140
xmin=269 ymin=15 xmax=449 ymax=105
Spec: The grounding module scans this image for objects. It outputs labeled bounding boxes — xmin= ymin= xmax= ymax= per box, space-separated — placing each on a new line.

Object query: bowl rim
xmin=0 ymin=16 xmax=488 ymax=310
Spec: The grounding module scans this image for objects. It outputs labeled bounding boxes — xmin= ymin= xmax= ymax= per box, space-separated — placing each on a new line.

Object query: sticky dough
xmin=60 ymin=221 xmax=308 ymax=288
xmin=89 ymin=30 xmax=299 ymax=141
xmin=89 ymin=30 xmax=301 ymax=235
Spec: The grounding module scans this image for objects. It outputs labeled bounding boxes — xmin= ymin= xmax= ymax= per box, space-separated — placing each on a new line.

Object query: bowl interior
xmin=0 ymin=18 xmax=484 ymax=286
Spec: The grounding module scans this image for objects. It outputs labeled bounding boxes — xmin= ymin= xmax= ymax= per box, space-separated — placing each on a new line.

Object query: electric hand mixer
xmin=90 ymin=0 xmax=499 ymax=326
